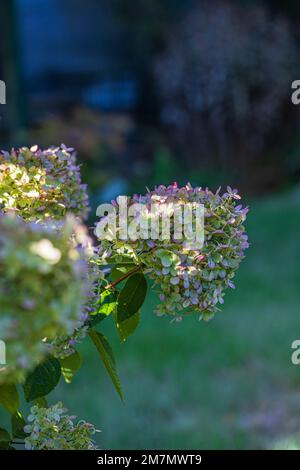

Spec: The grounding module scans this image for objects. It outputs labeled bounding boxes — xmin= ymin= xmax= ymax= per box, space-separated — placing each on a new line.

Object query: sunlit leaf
xmin=95 ymin=290 xmax=117 ymax=316
xmin=60 ymin=351 xmax=82 ymax=384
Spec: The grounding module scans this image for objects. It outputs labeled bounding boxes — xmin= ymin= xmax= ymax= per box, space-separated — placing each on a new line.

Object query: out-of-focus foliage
xmin=156 ymin=1 xmax=298 ymax=183
xmin=115 ymin=0 xmax=189 ymax=124
xmin=96 ymin=183 xmax=249 ymax=320
xmin=0 ymin=145 xmax=89 ymax=221
xmin=29 ymin=108 xmax=134 ymax=193
xmin=24 ymin=402 xmax=99 ymax=450
xmin=0 ymin=215 xmax=90 ymax=384
xmin=116 ymin=0 xmax=188 ymax=61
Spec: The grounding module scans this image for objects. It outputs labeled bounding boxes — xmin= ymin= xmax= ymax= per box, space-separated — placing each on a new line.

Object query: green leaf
xmin=11 ymin=412 xmax=26 ymax=439
xmin=114 ymin=310 xmax=140 ymax=342
xmin=0 ymin=384 xmax=19 ymax=414
xmin=88 ymin=330 xmax=124 ymax=401
xmin=0 ymin=427 xmax=10 ymax=442
xmin=0 ymin=442 xmax=15 ymax=450
xmin=88 ymin=313 xmax=107 ymax=328
xmin=23 ymin=356 xmax=61 ymax=402
xmin=60 ymin=351 xmax=82 ymax=384
xmin=117 ymin=273 xmax=147 ymax=323
xmin=95 ymin=290 xmax=117 ymax=316
xmin=110 ymin=263 xmax=137 ymax=282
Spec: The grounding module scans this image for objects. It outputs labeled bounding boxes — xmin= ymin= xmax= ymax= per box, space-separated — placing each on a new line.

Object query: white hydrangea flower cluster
xmin=0 ymin=144 xmax=89 ymax=222
xmin=24 ymin=402 xmax=99 ymax=450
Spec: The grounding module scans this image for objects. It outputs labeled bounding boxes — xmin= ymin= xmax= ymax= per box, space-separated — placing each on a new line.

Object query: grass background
xmin=2 ymin=191 xmax=300 ymax=449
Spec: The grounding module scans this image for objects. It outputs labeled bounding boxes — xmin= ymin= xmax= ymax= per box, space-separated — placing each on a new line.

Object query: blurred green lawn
xmin=2 ymin=192 xmax=300 ymax=449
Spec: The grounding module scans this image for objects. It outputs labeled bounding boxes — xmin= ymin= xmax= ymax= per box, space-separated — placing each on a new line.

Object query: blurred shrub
xmin=152 ymin=146 xmax=179 ymax=186
xmin=29 ymin=107 xmax=134 ymax=193
xmin=156 ymin=1 xmax=298 ymax=188
xmin=151 ymin=145 xmax=233 ymax=191
xmin=115 ymin=0 xmax=189 ymax=122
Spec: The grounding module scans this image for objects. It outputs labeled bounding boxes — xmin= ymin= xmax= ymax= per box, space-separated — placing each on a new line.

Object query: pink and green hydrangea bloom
xmin=97 ymin=183 xmax=249 ymax=320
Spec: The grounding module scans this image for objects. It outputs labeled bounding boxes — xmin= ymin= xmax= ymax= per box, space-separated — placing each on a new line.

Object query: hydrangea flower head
xmin=0 ymin=215 xmax=90 ymax=384
xmin=96 ymin=183 xmax=249 ymax=321
xmin=24 ymin=402 xmax=99 ymax=450
xmin=0 ymin=144 xmax=89 ymax=221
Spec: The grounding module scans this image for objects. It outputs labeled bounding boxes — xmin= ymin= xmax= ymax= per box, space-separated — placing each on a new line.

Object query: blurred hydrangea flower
xmin=0 ymin=215 xmax=90 ymax=384
xmin=0 ymin=144 xmax=89 ymax=222
xmin=24 ymin=402 xmax=99 ymax=450
xmin=46 ymin=223 xmax=104 ymax=359
xmin=96 ymin=183 xmax=249 ymax=321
